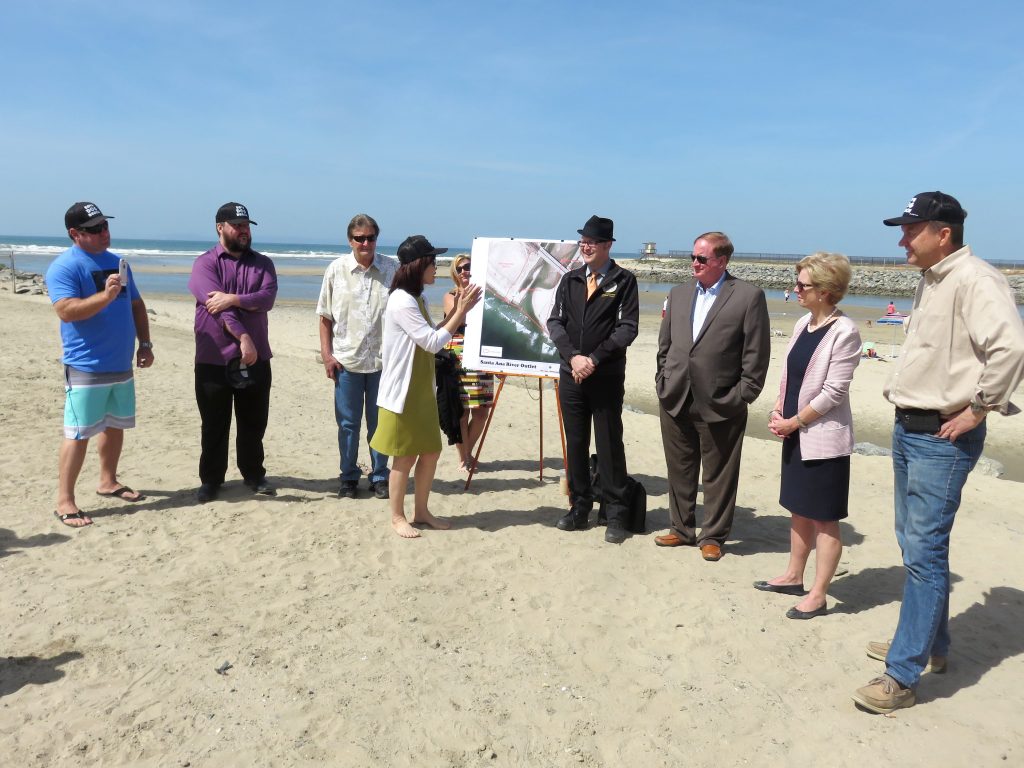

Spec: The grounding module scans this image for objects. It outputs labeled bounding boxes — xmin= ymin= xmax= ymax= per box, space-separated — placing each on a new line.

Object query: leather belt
xmin=894 ymin=407 xmax=942 ymax=433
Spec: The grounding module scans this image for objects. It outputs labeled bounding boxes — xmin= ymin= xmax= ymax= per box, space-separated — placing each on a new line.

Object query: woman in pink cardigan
xmin=758 ymin=252 xmax=862 ymax=619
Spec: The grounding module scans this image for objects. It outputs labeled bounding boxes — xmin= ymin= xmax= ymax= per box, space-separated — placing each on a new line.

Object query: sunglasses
xmin=690 ymin=253 xmax=714 ymax=264
xmin=455 ymin=263 xmax=471 ymax=274
xmin=351 ymin=235 xmax=377 ymax=244
xmin=794 ymin=280 xmax=815 ymax=291
xmin=78 ymin=221 xmax=109 ymax=234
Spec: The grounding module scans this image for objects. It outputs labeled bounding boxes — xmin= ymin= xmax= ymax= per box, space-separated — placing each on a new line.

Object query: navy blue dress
xmin=779 ymin=324 xmax=850 ymax=521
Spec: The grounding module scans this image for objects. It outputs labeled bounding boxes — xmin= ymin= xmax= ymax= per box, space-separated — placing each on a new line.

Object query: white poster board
xmin=462 ymin=237 xmax=584 ymax=376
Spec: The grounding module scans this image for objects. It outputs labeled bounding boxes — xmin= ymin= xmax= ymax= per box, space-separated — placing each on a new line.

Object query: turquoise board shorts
xmin=63 ymin=367 xmax=136 ymax=440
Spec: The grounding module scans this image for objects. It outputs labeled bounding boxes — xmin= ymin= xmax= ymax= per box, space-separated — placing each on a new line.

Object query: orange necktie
xmin=587 ymin=272 xmax=598 ymax=299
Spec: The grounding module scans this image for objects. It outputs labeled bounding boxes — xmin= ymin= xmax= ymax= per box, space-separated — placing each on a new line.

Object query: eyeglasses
xmin=794 ymin=280 xmax=815 ymax=291
xmin=690 ymin=254 xmax=714 ymax=264
xmin=77 ymin=221 xmax=109 ymax=234
xmin=455 ymin=263 xmax=471 ymax=274
xmin=578 ymin=239 xmax=609 ymax=250
xmin=351 ymin=234 xmax=377 ymax=244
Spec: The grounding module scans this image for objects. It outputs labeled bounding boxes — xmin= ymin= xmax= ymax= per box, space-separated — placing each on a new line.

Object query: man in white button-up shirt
xmin=317 ymin=214 xmax=398 ymax=500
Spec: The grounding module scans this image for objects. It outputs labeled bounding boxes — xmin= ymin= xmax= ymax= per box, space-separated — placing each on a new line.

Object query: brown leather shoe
xmin=655 ymin=533 xmax=688 ymax=547
xmin=700 ymin=543 xmax=723 ymax=561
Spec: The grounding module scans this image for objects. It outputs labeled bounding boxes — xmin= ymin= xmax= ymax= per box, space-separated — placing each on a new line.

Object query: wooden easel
xmin=464 ymin=373 xmax=567 ymax=490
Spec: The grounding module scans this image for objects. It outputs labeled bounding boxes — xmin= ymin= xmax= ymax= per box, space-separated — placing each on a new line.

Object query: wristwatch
xmin=139 ymin=341 xmax=153 ymax=350
xmin=969 ymin=399 xmax=986 ymax=414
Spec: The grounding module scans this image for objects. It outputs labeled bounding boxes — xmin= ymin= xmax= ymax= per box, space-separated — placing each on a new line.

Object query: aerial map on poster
xmin=461 ymin=237 xmax=584 ymax=377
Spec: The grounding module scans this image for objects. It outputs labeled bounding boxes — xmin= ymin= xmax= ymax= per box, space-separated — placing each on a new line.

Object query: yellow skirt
xmin=370 ymin=345 xmax=442 ymax=457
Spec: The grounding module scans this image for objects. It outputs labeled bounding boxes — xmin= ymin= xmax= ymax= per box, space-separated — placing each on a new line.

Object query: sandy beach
xmin=2 ymin=289 xmax=1023 ymax=767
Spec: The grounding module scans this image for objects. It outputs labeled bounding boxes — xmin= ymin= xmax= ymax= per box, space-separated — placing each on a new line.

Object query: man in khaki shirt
xmin=853 ymin=192 xmax=1024 ymax=715
xmin=317 ymin=214 xmax=398 ymax=500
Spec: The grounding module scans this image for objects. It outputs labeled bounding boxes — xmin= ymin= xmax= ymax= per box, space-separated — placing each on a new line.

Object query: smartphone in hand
xmin=118 ymin=258 xmax=128 ymax=287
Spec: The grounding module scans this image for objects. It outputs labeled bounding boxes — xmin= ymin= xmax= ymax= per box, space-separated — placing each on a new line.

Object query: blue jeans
xmin=885 ymin=419 xmax=985 ymax=688
xmin=334 ymin=369 xmax=389 ymax=484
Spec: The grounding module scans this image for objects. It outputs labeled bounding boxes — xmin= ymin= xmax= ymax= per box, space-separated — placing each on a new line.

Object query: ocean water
xmin=1 ymin=234 xmax=1014 ymax=315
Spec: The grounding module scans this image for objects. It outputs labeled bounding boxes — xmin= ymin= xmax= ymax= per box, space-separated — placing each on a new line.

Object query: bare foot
xmin=411 ymin=510 xmax=451 ymax=530
xmin=392 ymin=517 xmax=421 ymax=538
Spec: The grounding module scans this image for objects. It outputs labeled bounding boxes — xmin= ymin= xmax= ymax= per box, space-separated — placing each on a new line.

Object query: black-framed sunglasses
xmin=351 ymin=234 xmax=377 ymax=244
xmin=690 ymin=253 xmax=712 ymax=264
xmin=455 ymin=263 xmax=471 ymax=274
xmin=794 ymin=280 xmax=815 ymax=291
xmin=78 ymin=221 xmax=109 ymax=234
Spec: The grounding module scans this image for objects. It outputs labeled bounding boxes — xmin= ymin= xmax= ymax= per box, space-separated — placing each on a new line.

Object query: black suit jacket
xmin=547 ymin=260 xmax=639 ymax=378
xmin=656 ymin=273 xmax=770 ymax=421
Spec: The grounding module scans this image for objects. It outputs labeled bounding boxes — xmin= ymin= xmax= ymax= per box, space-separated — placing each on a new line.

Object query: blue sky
xmin=3 ymin=1 xmax=1022 ymax=258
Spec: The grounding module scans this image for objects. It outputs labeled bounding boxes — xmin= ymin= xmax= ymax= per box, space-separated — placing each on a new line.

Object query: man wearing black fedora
xmin=547 ymin=215 xmax=639 ymax=543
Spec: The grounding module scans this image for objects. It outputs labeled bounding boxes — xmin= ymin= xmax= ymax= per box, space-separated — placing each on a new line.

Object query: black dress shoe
xmin=338 ymin=480 xmax=359 ymax=499
xmin=753 ymin=580 xmax=807 ymax=596
xmin=197 ymin=483 xmax=219 ymax=503
xmin=372 ymin=480 xmax=389 ymax=500
xmin=604 ymin=525 xmax=629 ymax=544
xmin=786 ymin=605 xmax=827 ymax=620
xmin=556 ymin=509 xmax=590 ymax=531
xmin=245 ymin=478 xmax=277 ymax=496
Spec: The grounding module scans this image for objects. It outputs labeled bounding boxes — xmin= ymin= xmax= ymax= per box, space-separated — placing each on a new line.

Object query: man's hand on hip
xmin=937 ymin=406 xmax=986 ymax=442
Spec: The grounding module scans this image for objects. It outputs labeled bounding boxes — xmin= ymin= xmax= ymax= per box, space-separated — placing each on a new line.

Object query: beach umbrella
xmin=876 ymin=313 xmax=907 ymax=358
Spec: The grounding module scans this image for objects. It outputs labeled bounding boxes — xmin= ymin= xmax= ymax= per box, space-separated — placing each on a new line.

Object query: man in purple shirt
xmin=188 ymin=202 xmax=278 ymax=502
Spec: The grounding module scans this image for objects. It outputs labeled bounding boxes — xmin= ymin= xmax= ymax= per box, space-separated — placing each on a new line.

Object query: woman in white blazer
xmin=370 ymin=236 xmax=480 ymax=539
xmin=758 ymin=252 xmax=862 ymax=619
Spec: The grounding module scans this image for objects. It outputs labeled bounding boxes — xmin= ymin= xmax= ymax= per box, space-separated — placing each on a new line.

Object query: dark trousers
xmin=559 ymin=370 xmax=629 ymax=525
xmin=195 ymin=361 xmax=272 ymax=486
xmin=659 ymin=396 xmax=746 ymax=546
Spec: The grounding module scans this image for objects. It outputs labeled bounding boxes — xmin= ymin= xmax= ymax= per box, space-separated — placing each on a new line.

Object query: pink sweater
xmin=777 ymin=314 xmax=862 ymax=460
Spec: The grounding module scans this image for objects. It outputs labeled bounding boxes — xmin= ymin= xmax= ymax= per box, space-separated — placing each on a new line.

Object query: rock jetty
xmin=627 ymin=257 xmax=1024 ymax=302
xmin=0 ymin=264 xmax=46 ymax=295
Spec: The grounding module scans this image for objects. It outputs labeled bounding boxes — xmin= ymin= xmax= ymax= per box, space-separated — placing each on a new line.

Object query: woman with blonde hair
xmin=759 ymin=252 xmax=862 ymax=618
xmin=371 ymin=236 xmax=481 ymax=538
xmin=442 ymin=254 xmax=494 ymax=471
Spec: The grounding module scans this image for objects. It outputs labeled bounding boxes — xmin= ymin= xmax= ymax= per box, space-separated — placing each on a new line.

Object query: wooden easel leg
xmin=464 ymin=374 xmax=505 ymax=491
xmin=553 ymin=377 xmax=568 ymax=485
xmin=539 ymin=378 xmax=544 ymax=482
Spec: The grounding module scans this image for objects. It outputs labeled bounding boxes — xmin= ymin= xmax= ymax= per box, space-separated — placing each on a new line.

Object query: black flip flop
xmin=96 ymin=486 xmax=146 ymax=502
xmin=54 ymin=510 xmax=92 ymax=528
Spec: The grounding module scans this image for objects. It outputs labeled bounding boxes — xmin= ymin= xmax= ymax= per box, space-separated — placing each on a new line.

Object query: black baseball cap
xmin=65 ymin=202 xmax=114 ymax=230
xmin=216 ymin=202 xmax=258 ymax=225
xmin=883 ymin=191 xmax=966 ymax=226
xmin=397 ymin=235 xmax=447 ymax=265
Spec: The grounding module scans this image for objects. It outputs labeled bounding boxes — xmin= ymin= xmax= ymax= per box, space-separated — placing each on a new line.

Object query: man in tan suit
xmin=654 ymin=231 xmax=770 ymax=560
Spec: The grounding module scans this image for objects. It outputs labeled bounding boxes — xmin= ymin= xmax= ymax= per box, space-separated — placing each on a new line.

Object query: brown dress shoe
xmin=655 ymin=532 xmax=688 ymax=547
xmin=700 ymin=543 xmax=723 ymax=561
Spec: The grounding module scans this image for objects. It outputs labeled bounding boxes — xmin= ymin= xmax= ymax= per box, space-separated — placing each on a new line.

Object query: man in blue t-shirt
xmin=44 ymin=202 xmax=155 ymax=528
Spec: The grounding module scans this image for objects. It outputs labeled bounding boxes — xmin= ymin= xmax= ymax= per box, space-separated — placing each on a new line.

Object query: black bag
xmin=590 ymin=454 xmax=647 ymax=533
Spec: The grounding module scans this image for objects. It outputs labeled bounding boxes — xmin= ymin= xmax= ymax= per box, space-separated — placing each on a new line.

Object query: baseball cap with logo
xmin=65 ymin=202 xmax=114 ymax=230
xmin=883 ymin=191 xmax=966 ymax=226
xmin=216 ymin=202 xmax=258 ymax=226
